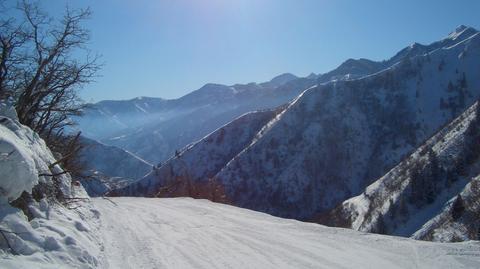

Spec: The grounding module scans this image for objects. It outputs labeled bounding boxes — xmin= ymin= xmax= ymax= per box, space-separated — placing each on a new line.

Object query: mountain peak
xmin=185 ymin=83 xmax=236 ymax=99
xmin=455 ymin=24 xmax=468 ymax=33
xmin=447 ymin=25 xmax=478 ymax=40
xmin=267 ymin=73 xmax=298 ymax=87
xmin=307 ymin=72 xmax=317 ymax=79
xmin=198 ymin=83 xmax=231 ymax=91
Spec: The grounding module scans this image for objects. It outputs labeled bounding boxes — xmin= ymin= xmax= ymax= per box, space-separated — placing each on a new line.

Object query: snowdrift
xmin=0 ymin=103 xmax=102 ymax=268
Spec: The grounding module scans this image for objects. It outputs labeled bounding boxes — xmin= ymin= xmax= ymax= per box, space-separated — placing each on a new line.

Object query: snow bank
xmin=0 ymin=199 xmax=103 ymax=268
xmin=0 ymin=103 xmax=72 ymax=203
xmin=0 ymin=121 xmax=38 ymax=203
xmin=0 ymin=104 xmax=102 ymax=268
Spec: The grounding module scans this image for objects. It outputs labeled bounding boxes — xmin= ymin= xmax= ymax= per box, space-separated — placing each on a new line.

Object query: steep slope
xmin=321 ymin=102 xmax=480 ymax=242
xmin=212 ymin=28 xmax=480 ymax=220
xmin=80 ymin=32 xmax=433 ymax=165
xmin=84 ymin=26 xmax=479 ymax=166
xmin=78 ymin=137 xmax=152 ymax=196
xmin=101 ymin=78 xmax=316 ymax=163
xmin=0 ymin=104 xmax=73 ymax=203
xmin=92 ymin=197 xmax=480 ymax=269
xmin=115 ymin=27 xmax=480 ymax=223
xmin=413 ymin=175 xmax=480 ymax=242
xmin=111 ymin=107 xmax=284 ymax=198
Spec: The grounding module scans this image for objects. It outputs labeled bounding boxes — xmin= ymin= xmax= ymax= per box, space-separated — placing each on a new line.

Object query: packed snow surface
xmin=93 ymin=197 xmax=479 ymax=269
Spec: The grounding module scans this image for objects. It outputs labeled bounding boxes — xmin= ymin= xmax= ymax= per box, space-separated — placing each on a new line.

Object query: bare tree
xmin=0 ymin=1 xmax=29 ymax=99
xmin=0 ymin=0 xmax=101 ymax=175
xmin=46 ymin=131 xmax=87 ymax=179
xmin=14 ymin=1 xmax=100 ymax=138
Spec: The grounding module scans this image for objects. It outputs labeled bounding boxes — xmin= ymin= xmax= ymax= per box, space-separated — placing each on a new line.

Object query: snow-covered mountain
xmin=77 ymin=136 xmax=152 ymax=196
xmin=76 ymin=75 xmax=315 ymax=164
xmin=77 ymin=26 xmax=479 ymax=167
xmin=75 ymin=96 xmax=180 ymax=139
xmin=79 ymin=30 xmax=441 ymax=165
xmin=316 ymin=25 xmax=478 ymax=84
xmin=319 ymin=101 xmax=480 ymax=242
xmin=317 ymin=58 xmax=385 ymax=83
xmin=260 ymin=73 xmax=298 ymax=88
xmin=113 ymin=26 xmax=480 ymax=224
xmin=110 ymin=107 xmax=284 ymax=198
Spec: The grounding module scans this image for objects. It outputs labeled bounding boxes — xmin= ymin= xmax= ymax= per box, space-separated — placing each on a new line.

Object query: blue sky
xmin=42 ymin=0 xmax=480 ymax=102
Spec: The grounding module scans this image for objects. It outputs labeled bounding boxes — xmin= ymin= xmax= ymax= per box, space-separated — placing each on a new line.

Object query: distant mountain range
xmin=106 ymin=26 xmax=480 ymax=242
xmin=77 ymin=136 xmax=152 ymax=196
xmin=78 ymin=26 xmax=479 ymax=165
xmin=75 ymin=72 xmax=309 ymax=164
xmin=77 ymin=26 xmax=480 ymax=242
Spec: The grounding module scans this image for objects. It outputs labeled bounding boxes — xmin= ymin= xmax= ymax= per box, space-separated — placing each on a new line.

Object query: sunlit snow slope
xmin=92 ymin=197 xmax=480 ymax=269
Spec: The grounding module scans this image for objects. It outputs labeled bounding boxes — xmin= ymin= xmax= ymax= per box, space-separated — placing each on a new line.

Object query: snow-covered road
xmin=93 ymin=197 xmax=480 ymax=269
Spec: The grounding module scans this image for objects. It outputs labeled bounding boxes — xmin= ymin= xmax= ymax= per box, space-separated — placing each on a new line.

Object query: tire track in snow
xmin=92 ymin=197 xmax=480 ymax=269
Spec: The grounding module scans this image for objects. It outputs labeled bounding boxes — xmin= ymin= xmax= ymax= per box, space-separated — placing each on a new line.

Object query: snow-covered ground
xmin=92 ymin=197 xmax=479 ymax=269
xmin=0 ymin=103 xmax=103 ymax=269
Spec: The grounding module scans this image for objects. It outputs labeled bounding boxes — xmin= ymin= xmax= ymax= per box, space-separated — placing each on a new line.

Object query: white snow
xmin=0 ymin=199 xmax=103 ymax=269
xmin=0 ymin=105 xmax=69 ymax=203
xmin=334 ymin=101 xmax=480 ymax=240
xmin=91 ymin=197 xmax=480 ymax=269
xmin=0 ymin=104 xmax=102 ymax=269
xmin=2 ymin=196 xmax=480 ymax=269
xmin=0 ymin=122 xmax=38 ymax=203
xmin=134 ymin=103 xmax=148 ymax=114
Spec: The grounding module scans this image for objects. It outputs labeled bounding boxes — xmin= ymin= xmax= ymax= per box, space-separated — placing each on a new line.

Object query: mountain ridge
xmin=77 ymin=23 xmax=476 ymax=163
xmin=319 ymin=101 xmax=480 ymax=242
xmin=111 ymin=27 xmax=480 ymax=228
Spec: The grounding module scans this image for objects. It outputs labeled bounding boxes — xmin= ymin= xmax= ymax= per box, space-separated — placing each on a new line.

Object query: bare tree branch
xmin=1 ymin=1 xmax=101 ymax=181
